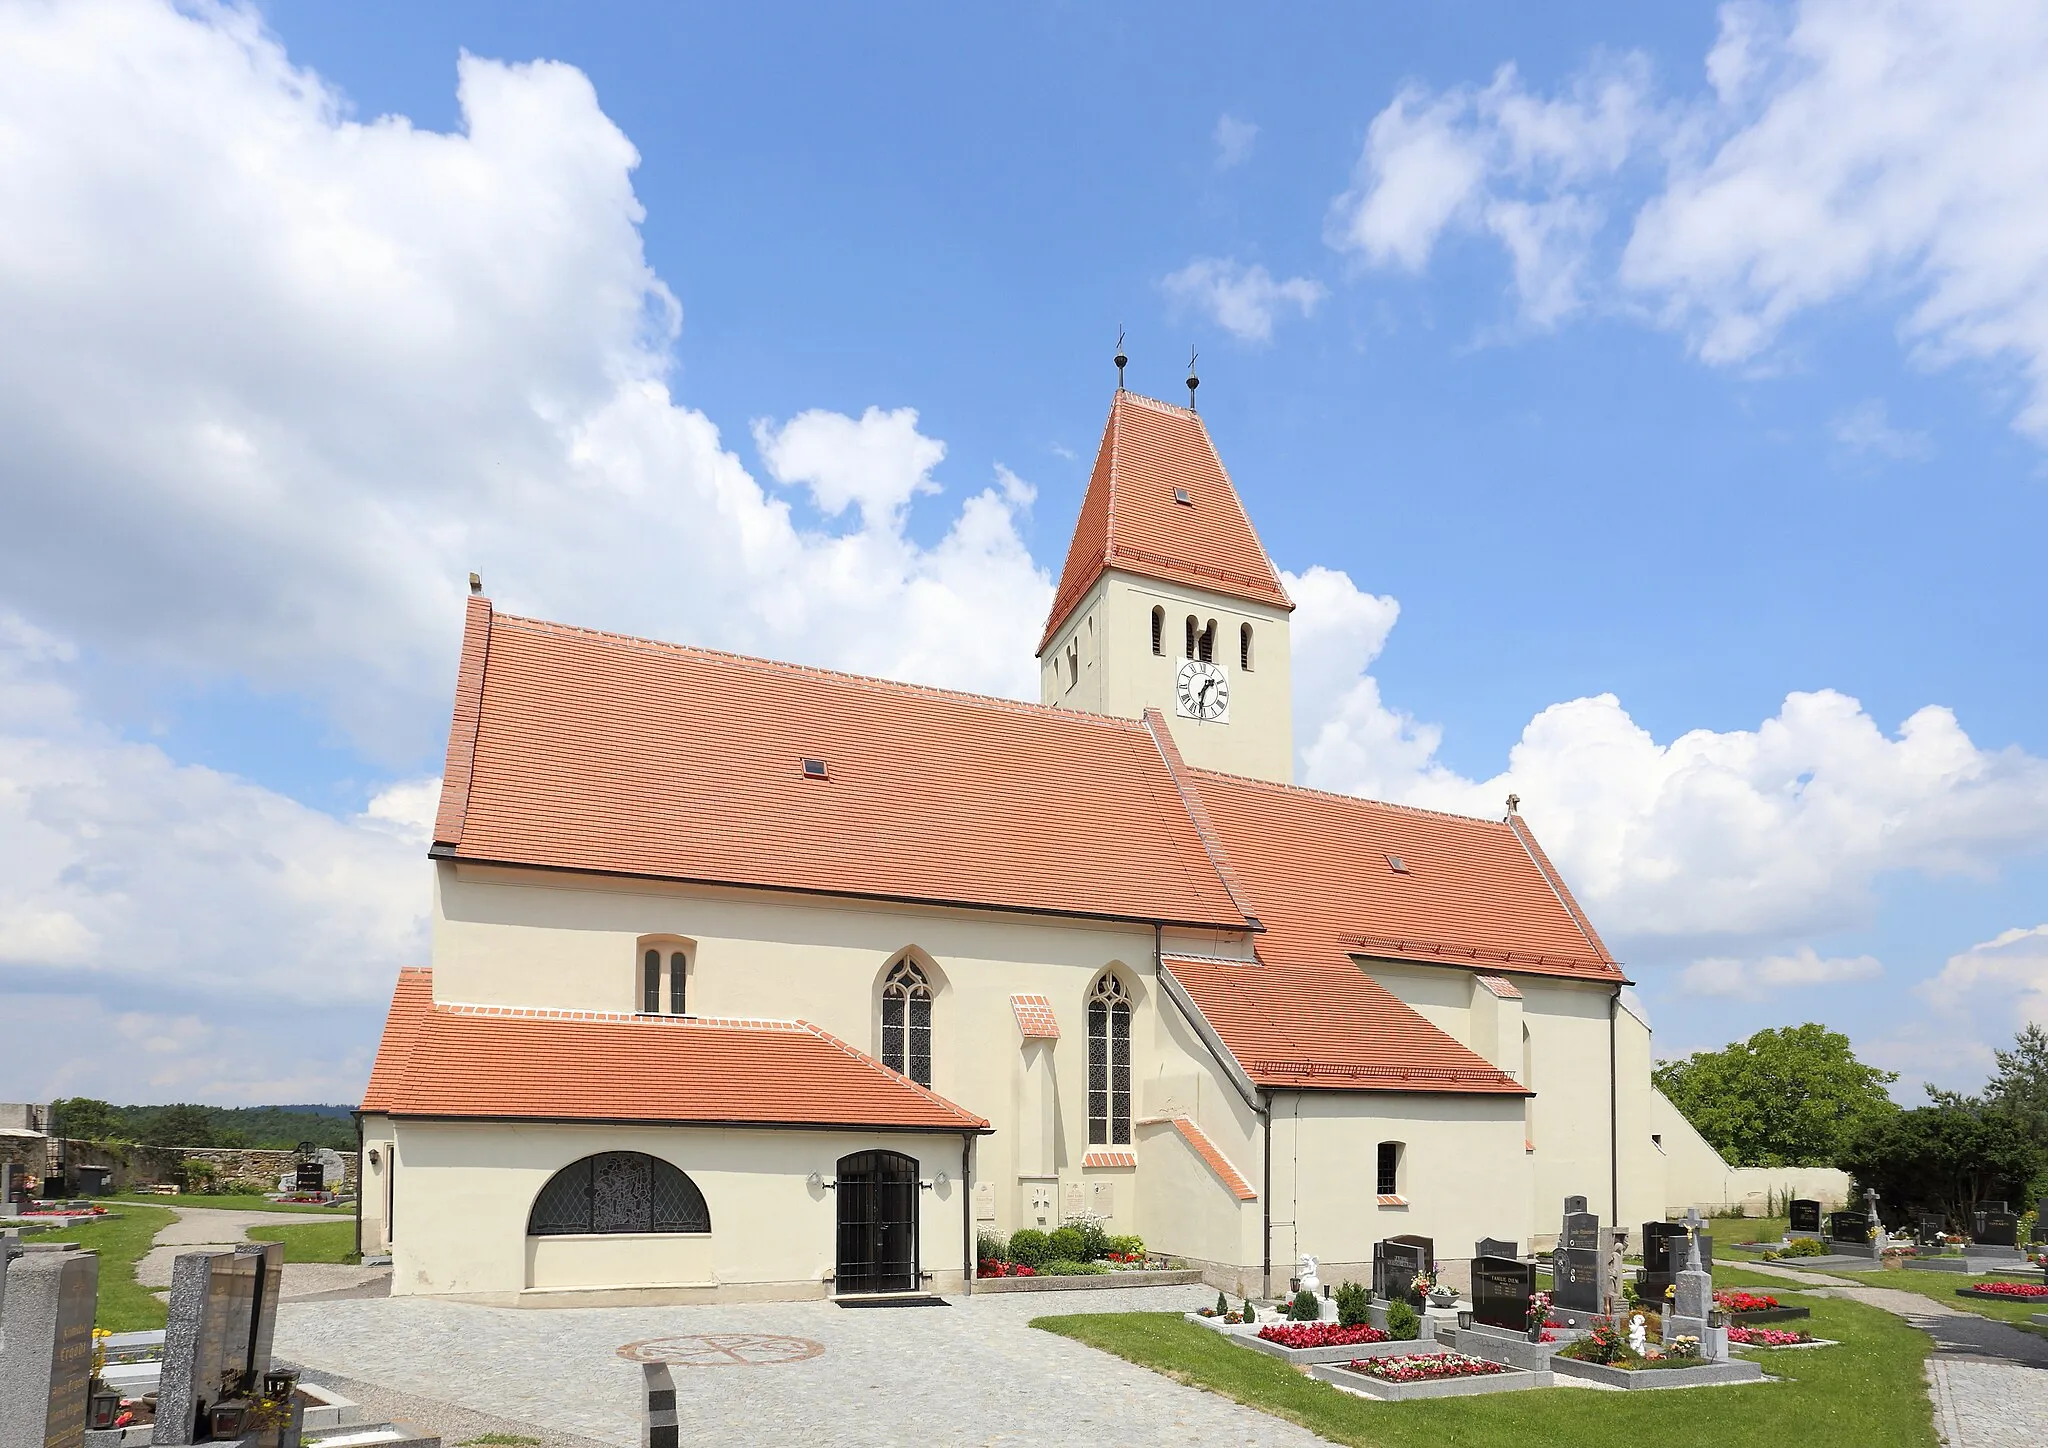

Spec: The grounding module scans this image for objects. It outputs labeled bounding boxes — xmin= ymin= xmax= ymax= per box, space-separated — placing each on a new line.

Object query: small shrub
xmin=1038 ymin=1258 xmax=1109 ymax=1276
xmin=1335 ymin=1280 xmax=1371 ymax=1328
xmin=1781 ymin=1237 xmax=1827 ymax=1259
xmin=1007 ymin=1228 xmax=1050 ymax=1268
xmin=1386 ymin=1299 xmax=1420 ymax=1341
xmin=1074 ymin=1221 xmax=1110 ymax=1261
xmin=1106 ymin=1234 xmax=1146 ymax=1258
xmin=1047 ymin=1225 xmax=1086 ymax=1261
xmin=975 ymin=1229 xmax=1008 ymax=1263
xmin=1241 ymin=1297 xmax=1256 ymax=1323
xmin=1290 ymin=1288 xmax=1320 ymax=1321
xmin=1216 ymin=1290 xmax=1230 ymax=1316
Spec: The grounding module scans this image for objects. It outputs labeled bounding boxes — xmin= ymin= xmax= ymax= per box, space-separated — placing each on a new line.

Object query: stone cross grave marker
xmin=1552 ymin=1198 xmax=1601 ymax=1313
xmin=1787 ymin=1199 xmax=1822 ymax=1238
xmin=0 ymin=1245 xmax=99 ymax=1448
xmin=1469 ymin=1253 xmax=1533 ymax=1333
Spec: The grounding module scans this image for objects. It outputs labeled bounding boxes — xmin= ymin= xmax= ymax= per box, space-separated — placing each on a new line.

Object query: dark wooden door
xmin=836 ymin=1150 xmax=918 ymax=1294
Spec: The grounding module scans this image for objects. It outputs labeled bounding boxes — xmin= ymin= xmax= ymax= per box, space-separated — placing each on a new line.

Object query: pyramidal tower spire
xmin=1035 ymin=383 xmax=1295 ymax=783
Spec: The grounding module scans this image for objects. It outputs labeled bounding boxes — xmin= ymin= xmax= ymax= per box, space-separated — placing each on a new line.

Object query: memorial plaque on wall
xmin=1787 ymin=1199 xmax=1822 ymax=1236
xmin=1470 ymin=1255 xmax=1533 ymax=1332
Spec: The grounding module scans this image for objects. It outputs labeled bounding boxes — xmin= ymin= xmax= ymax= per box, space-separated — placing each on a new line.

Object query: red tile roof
xmin=1039 ymin=393 xmax=1293 ymax=653
xmin=1010 ymin=994 xmax=1060 ymax=1039
xmin=361 ymin=970 xmax=988 ymax=1132
xmin=1081 ymin=1151 xmax=1136 ymax=1169
xmin=1476 ymin=975 xmax=1523 ymax=1000
xmin=432 ymin=607 xmax=1251 ymax=932
xmin=1185 ymin=770 xmax=1622 ymax=984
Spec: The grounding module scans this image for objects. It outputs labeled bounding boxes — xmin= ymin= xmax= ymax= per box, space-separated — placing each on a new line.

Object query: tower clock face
xmin=1175 ymin=659 xmax=1230 ymax=722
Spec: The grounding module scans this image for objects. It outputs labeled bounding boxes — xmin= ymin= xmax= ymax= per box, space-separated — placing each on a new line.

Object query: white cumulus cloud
xmin=1924 ymin=925 xmax=2048 ymax=1028
xmin=1163 ymin=257 xmax=1326 ymax=344
xmin=1681 ymin=946 xmax=1883 ymax=998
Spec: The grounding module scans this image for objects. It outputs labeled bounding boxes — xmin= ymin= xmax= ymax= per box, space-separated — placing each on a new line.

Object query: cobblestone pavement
xmin=1814 ymin=1285 xmax=2048 ymax=1448
xmin=275 ymin=1285 xmax=1327 ymax=1447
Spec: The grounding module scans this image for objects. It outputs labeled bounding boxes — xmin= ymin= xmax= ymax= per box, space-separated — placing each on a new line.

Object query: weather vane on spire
xmin=1115 ymin=326 xmax=1127 ymax=390
xmin=1185 ymin=346 xmax=1200 ymax=410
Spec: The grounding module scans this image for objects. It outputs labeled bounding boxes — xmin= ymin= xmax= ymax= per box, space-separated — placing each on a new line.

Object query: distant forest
xmin=50 ymin=1099 xmax=357 ymax=1151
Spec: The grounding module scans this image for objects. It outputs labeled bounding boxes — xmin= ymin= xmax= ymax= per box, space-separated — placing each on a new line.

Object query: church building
xmin=358 ymin=387 xmax=1689 ymax=1306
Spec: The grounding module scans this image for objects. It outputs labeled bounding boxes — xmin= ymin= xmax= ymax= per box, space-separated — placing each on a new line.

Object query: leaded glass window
xmin=881 ymin=958 xmax=933 ymax=1086
xmin=527 ymin=1152 xmax=710 ymax=1236
xmin=1088 ymin=973 xmax=1132 ymax=1146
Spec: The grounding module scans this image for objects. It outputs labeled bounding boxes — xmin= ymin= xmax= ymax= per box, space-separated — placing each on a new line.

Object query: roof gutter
xmin=383 ymin=1112 xmax=993 ymax=1135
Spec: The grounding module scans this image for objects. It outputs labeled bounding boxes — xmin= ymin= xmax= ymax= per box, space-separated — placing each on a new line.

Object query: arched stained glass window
xmin=527 ymin=1152 xmax=710 ymax=1236
xmin=1088 ymin=973 xmax=1132 ymax=1146
xmin=881 ymin=957 xmax=933 ymax=1087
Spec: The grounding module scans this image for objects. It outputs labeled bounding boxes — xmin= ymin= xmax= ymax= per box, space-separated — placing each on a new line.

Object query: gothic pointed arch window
xmin=881 ymin=956 xmax=933 ymax=1087
xmin=1087 ymin=972 xmax=1132 ymax=1145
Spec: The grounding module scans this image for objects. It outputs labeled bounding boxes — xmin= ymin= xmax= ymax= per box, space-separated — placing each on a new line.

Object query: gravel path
xmin=274 ymin=1285 xmax=1325 ymax=1448
xmin=139 ymin=1206 xmax=385 ymax=1301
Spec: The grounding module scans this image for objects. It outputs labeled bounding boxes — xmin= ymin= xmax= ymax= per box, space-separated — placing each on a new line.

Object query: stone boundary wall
xmin=55 ymin=1140 xmax=359 ymax=1195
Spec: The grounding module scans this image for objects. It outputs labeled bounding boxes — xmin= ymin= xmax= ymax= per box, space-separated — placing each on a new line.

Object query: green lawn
xmin=246 ymin=1219 xmax=360 ymax=1264
xmin=1037 ymin=1294 xmax=1933 ymax=1448
xmin=1832 ymin=1266 xmax=2048 ymax=1333
xmin=106 ymin=1192 xmax=351 ymax=1215
xmin=46 ymin=1205 xmax=178 ymax=1332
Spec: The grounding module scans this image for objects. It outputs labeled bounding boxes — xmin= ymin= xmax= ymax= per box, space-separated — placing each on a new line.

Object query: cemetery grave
xmin=1309 ymin=1351 xmax=1551 ymax=1402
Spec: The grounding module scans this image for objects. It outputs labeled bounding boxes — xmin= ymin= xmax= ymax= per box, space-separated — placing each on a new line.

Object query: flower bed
xmin=1715 ymin=1290 xmax=1779 ymax=1313
xmin=1728 ymin=1324 xmax=1816 ymax=1347
xmin=978 ymin=1259 xmax=1036 ymax=1278
xmin=1256 ymin=1323 xmax=1389 ymax=1350
xmin=1345 ymin=1353 xmax=1511 ymax=1383
xmin=1961 ymin=1281 xmax=2048 ymax=1299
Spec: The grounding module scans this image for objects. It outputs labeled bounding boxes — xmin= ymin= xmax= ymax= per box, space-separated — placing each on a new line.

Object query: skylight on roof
xmin=801 ymin=758 xmax=829 ymax=779
xmin=1386 ymin=854 xmax=1409 ymax=874
xmin=1172 ymin=488 xmax=1191 ymax=505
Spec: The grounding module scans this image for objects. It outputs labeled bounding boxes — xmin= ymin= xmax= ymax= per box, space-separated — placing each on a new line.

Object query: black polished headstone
xmin=1470 ymin=1255 xmax=1534 ymax=1332
xmin=1828 ymin=1210 xmax=1869 ymax=1245
xmin=1919 ymin=1216 xmax=1947 ymax=1247
xmin=2034 ymin=1200 xmax=2048 ymax=1243
xmin=1372 ymin=1238 xmax=1428 ymax=1303
xmin=1977 ymin=1209 xmax=2019 ymax=1248
xmin=1787 ymin=1199 xmax=1822 ymax=1236
xmin=1475 ymin=1237 xmax=1517 ymax=1261
xmin=1553 ymin=1202 xmax=1602 ymax=1312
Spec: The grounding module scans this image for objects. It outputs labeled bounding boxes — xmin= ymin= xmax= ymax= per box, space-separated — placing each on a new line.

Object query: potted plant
xmin=1526 ymin=1289 xmax=1553 ymax=1342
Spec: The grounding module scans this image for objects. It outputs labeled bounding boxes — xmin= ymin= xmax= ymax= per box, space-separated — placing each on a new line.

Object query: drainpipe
xmin=1261 ymin=1090 xmax=1273 ymax=1300
xmin=961 ymin=1133 xmax=974 ymax=1297
xmin=1609 ymin=988 xmax=1621 ymax=1225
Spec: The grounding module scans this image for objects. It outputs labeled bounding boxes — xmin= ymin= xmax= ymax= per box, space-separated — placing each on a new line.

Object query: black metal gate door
xmin=836 ymin=1150 xmax=918 ymax=1294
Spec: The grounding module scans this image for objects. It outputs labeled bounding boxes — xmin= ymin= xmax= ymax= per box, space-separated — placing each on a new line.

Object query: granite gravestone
xmin=2035 ymin=1200 xmax=2048 ymax=1244
xmin=150 ymin=1243 xmax=282 ymax=1446
xmin=1474 ymin=1237 xmax=1517 ymax=1261
xmin=1919 ymin=1217 xmax=1947 ymax=1249
xmin=1552 ymin=1199 xmax=1602 ymax=1313
xmin=1469 ymin=1254 xmax=1534 ymax=1332
xmin=1660 ymin=1221 xmax=1722 ymax=1360
xmin=1828 ymin=1208 xmax=1868 ymax=1245
xmin=1639 ymin=1221 xmax=1686 ymax=1301
xmin=1372 ymin=1239 xmax=1428 ymax=1304
xmin=1787 ymin=1199 xmax=1823 ymax=1238
xmin=0 ymin=1227 xmax=20 ymax=1324
xmin=1976 ymin=1207 xmax=2020 ymax=1249
xmin=0 ymin=1246 xmax=99 ymax=1448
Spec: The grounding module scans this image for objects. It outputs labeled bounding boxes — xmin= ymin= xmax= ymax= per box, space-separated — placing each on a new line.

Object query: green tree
xmin=1839 ymin=1101 xmax=2045 ymax=1225
xmin=50 ymin=1097 xmax=123 ymax=1141
xmin=142 ymin=1104 xmax=217 ymax=1148
xmin=1984 ymin=1024 xmax=2048 ymax=1143
xmin=1653 ymin=1023 xmax=1898 ymax=1166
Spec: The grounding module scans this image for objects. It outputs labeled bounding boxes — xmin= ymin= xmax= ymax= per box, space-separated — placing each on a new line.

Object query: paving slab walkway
xmin=274 ymin=1284 xmax=1326 ymax=1448
xmin=1806 ymin=1284 xmax=2048 ymax=1448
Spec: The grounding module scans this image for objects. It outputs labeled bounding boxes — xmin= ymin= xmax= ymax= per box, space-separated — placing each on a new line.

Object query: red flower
xmin=1714 ymin=1290 xmax=1780 ymax=1312
xmin=1347 ymin=1353 xmax=1510 ymax=1382
xmin=1256 ymin=1323 xmax=1391 ymax=1349
xmin=1970 ymin=1281 xmax=2048 ymax=1298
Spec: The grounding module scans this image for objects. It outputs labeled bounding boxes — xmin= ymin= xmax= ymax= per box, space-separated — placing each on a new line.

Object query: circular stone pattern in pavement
xmin=618 ymin=1333 xmax=826 ymax=1367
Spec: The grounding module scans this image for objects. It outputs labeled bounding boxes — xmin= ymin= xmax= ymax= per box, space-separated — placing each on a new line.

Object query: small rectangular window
xmin=1376 ymin=1141 xmax=1400 ymax=1197
xmin=642 ymin=949 xmax=661 ymax=1014
xmin=801 ymin=758 xmax=828 ymax=779
xmin=1173 ymin=488 xmax=1191 ymax=505
xmin=1386 ymin=854 xmax=1409 ymax=874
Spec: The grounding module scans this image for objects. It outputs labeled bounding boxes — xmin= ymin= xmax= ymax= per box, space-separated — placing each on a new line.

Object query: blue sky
xmin=2 ymin=0 xmax=2044 ymax=1104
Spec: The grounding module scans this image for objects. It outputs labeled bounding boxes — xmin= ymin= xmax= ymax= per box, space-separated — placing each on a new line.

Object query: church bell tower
xmin=1036 ymin=384 xmax=1294 ymax=783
